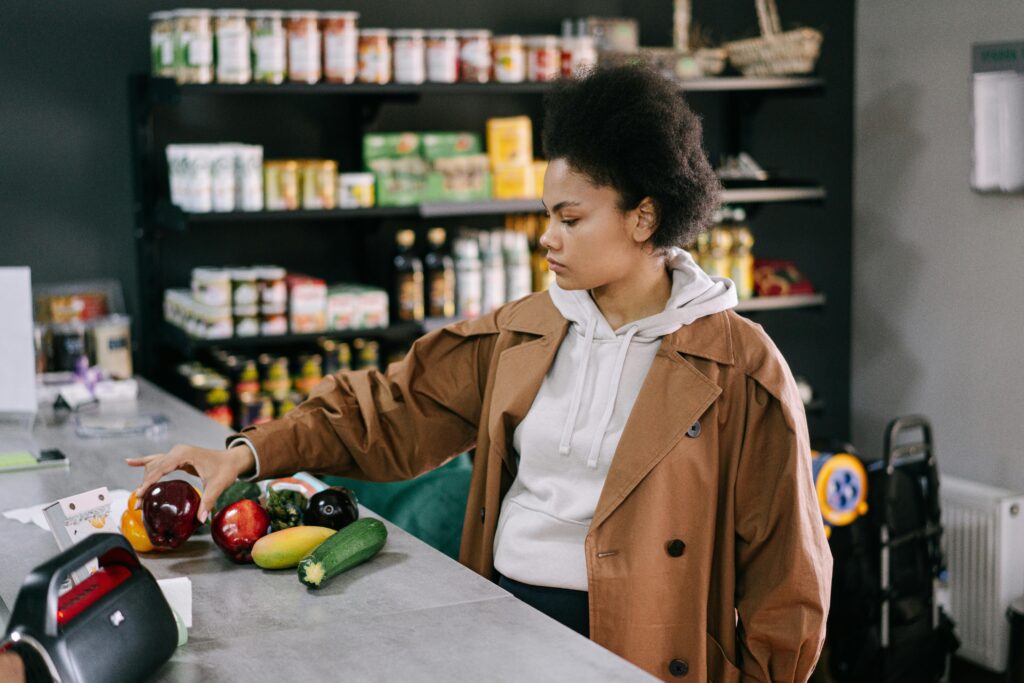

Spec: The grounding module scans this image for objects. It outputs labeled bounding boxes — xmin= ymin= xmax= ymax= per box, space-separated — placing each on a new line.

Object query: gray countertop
xmin=0 ymin=379 xmax=654 ymax=681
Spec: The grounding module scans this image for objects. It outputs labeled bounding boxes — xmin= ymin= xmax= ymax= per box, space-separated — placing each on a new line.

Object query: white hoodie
xmin=492 ymin=248 xmax=739 ymax=590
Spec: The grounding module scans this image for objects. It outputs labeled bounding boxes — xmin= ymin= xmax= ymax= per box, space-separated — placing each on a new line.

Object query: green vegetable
xmin=214 ymin=481 xmax=261 ymax=516
xmin=267 ymin=488 xmax=307 ymax=531
xmin=297 ymin=518 xmax=387 ymax=588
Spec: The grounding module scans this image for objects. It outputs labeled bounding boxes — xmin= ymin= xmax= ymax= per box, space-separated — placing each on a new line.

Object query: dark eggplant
xmin=303 ymin=486 xmax=359 ymax=530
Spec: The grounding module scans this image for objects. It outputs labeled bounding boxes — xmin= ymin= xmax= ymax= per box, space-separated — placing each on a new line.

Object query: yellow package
xmin=532 ymin=160 xmax=548 ymax=198
xmin=486 ymin=116 xmax=533 ymax=168
xmin=493 ymin=162 xmax=535 ymax=199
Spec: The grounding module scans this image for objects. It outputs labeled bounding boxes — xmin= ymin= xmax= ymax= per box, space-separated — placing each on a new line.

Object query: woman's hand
xmin=126 ymin=444 xmax=255 ymax=523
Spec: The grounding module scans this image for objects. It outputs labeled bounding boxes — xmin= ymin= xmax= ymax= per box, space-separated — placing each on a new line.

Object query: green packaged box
xmin=421 ymin=132 xmax=482 ymax=161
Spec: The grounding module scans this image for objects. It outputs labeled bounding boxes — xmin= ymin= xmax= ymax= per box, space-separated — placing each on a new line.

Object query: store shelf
xmin=154 ymin=200 xmax=551 ymax=230
xmin=681 ymin=76 xmax=824 ymax=92
xmin=155 ymin=187 xmax=824 ymax=230
xmin=734 ymin=293 xmax=826 ymax=312
xmin=720 ymin=185 xmax=826 ymax=204
xmin=160 ymin=320 xmax=424 ymax=355
xmin=420 ymin=198 xmax=544 ymax=217
xmin=147 ymin=75 xmax=823 ymax=102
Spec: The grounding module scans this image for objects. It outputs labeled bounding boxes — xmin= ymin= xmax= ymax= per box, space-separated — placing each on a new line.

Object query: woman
xmin=131 ymin=65 xmax=831 ymax=682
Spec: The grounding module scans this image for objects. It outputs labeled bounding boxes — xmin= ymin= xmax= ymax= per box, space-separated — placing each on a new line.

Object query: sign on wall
xmin=971 ymin=41 xmax=1024 ymax=193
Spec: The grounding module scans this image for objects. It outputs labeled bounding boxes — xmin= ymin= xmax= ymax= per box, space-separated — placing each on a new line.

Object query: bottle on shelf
xmin=503 ymin=229 xmax=533 ymax=303
xmin=526 ymin=214 xmax=553 ymax=292
xmin=453 ymin=233 xmax=483 ymax=319
xmin=728 ymin=208 xmax=755 ymax=301
xmin=424 ymin=227 xmax=456 ymax=319
xmin=394 ymin=229 xmax=424 ymax=322
xmin=480 ymin=230 xmax=506 ymax=314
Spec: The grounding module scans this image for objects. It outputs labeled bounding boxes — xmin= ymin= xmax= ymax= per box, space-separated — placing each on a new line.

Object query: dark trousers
xmin=496 ymin=572 xmax=590 ymax=638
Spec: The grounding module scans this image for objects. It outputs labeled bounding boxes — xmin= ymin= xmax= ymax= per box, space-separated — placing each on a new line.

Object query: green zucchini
xmin=297 ymin=518 xmax=388 ymax=588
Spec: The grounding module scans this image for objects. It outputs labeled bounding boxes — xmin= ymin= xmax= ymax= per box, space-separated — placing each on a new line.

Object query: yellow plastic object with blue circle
xmin=811 ymin=450 xmax=869 ymax=538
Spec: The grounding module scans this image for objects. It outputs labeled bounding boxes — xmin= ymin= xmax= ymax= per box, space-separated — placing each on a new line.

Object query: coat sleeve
xmin=733 ymin=374 xmax=833 ymax=683
xmin=229 ymin=313 xmax=499 ymax=482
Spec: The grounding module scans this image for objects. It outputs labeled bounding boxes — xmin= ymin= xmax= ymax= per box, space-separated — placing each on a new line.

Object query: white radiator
xmin=940 ymin=474 xmax=1024 ymax=672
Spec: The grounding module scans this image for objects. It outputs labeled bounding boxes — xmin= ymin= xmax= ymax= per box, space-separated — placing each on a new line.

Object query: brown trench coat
xmin=237 ymin=291 xmax=832 ymax=682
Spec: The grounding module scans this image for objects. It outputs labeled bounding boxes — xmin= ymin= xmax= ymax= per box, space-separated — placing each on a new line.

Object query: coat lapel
xmin=488 ymin=295 xmax=569 ymax=474
xmin=590 ymin=311 xmax=734 ymax=531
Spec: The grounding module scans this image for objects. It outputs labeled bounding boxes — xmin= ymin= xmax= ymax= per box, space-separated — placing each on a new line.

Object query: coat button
xmin=668 ymin=659 xmax=689 ymax=677
xmin=686 ymin=421 xmax=701 ymax=438
xmin=666 ymin=539 xmax=686 ymax=557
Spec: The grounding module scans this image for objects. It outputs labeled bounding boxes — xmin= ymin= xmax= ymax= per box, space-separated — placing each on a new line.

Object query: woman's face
xmin=539 ymin=158 xmax=647 ymax=291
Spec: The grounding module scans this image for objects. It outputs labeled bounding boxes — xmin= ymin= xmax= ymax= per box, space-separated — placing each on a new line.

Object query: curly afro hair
xmin=542 ymin=64 xmax=720 ymax=250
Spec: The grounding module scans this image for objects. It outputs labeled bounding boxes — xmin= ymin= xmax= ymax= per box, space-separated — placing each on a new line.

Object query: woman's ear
xmin=632 ymin=197 xmax=659 ymax=243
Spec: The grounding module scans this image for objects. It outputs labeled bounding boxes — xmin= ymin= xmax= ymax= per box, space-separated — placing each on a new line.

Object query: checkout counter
xmin=0 ymin=379 xmax=654 ymax=681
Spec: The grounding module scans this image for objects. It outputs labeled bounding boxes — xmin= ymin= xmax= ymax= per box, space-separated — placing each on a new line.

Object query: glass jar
xmin=526 ymin=35 xmax=561 ymax=82
xmin=249 ymin=11 xmax=286 ymax=84
xmin=264 ymin=160 xmax=300 ymax=210
xmin=150 ymin=11 xmax=177 ymax=78
xmin=322 ymin=11 xmax=359 ymax=84
xmin=174 ymin=9 xmax=214 ymax=84
xmin=358 ymin=29 xmax=391 ymax=84
xmin=458 ymin=30 xmax=492 ymax=83
xmin=492 ymin=35 xmax=526 ymax=83
xmin=214 ymin=9 xmax=251 ymax=84
xmin=560 ymin=36 xmax=597 ymax=78
xmin=287 ymin=11 xmax=321 ymax=84
xmin=426 ymin=30 xmax=458 ymax=83
xmin=392 ymin=29 xmax=426 ymax=84
xmin=300 ymin=159 xmax=338 ymax=209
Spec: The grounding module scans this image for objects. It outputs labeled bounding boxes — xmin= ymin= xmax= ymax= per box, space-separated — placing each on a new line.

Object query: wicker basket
xmin=671 ymin=0 xmax=728 ymax=78
xmin=723 ymin=0 xmax=822 ymax=77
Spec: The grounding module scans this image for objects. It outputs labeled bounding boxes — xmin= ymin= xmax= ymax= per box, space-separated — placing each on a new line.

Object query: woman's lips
xmin=547 ymin=257 xmax=566 ymax=272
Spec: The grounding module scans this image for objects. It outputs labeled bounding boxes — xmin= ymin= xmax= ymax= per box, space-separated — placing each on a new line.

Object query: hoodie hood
xmin=548 ymin=247 xmax=738 ymax=340
xmin=546 ymin=247 xmax=737 ymax=469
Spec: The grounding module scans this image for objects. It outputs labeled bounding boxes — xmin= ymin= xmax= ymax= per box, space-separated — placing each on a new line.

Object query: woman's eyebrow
xmin=541 ymin=200 xmax=582 ymax=213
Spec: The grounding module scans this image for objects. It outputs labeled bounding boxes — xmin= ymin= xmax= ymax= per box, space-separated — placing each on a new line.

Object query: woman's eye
xmin=562 ymin=218 xmax=578 ymax=227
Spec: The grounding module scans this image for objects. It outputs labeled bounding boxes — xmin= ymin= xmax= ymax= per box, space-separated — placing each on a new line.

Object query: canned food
xmin=392 ymin=29 xmax=426 ymax=84
xmin=264 ymin=160 xmax=300 ymax=210
xmin=300 ymin=159 xmax=338 ymax=210
xmin=322 ymin=11 xmax=359 ymax=83
xmin=150 ymin=11 xmax=177 ymax=77
xmin=256 ymin=265 xmax=288 ymax=312
xmin=358 ymin=29 xmax=391 ymax=84
xmin=174 ymin=9 xmax=214 ymax=84
xmin=287 ymin=11 xmax=321 ymax=83
xmin=214 ymin=9 xmax=251 ymax=84
xmin=526 ymin=36 xmax=560 ymax=82
xmin=260 ymin=313 xmax=288 ymax=335
xmin=250 ymin=10 xmax=286 ymax=84
xmin=337 ymin=172 xmax=375 ymax=208
xmin=560 ymin=36 xmax=597 ymax=78
xmin=493 ymin=35 xmax=526 ymax=83
xmin=426 ymin=30 xmax=458 ymax=83
xmin=191 ymin=267 xmax=232 ymax=308
xmin=458 ymin=30 xmax=492 ymax=83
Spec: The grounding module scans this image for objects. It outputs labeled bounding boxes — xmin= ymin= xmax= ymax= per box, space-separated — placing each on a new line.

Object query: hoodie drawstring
xmin=585 ymin=325 xmax=639 ymax=468
xmin=558 ymin=316 xmax=597 ymax=456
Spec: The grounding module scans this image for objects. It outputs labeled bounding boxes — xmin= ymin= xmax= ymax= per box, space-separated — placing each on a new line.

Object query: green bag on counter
xmin=322 ymin=453 xmax=472 ymax=560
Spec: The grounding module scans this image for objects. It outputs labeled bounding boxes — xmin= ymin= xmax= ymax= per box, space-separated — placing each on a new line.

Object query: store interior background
xmin=1 ymin=0 xmax=1021 ymax=490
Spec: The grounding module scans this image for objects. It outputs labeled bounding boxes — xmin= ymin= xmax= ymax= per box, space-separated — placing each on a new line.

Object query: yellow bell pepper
xmin=121 ymin=491 xmax=155 ymax=553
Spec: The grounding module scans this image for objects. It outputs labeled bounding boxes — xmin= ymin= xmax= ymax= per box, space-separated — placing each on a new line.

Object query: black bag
xmin=3 ymin=533 xmax=178 ymax=683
